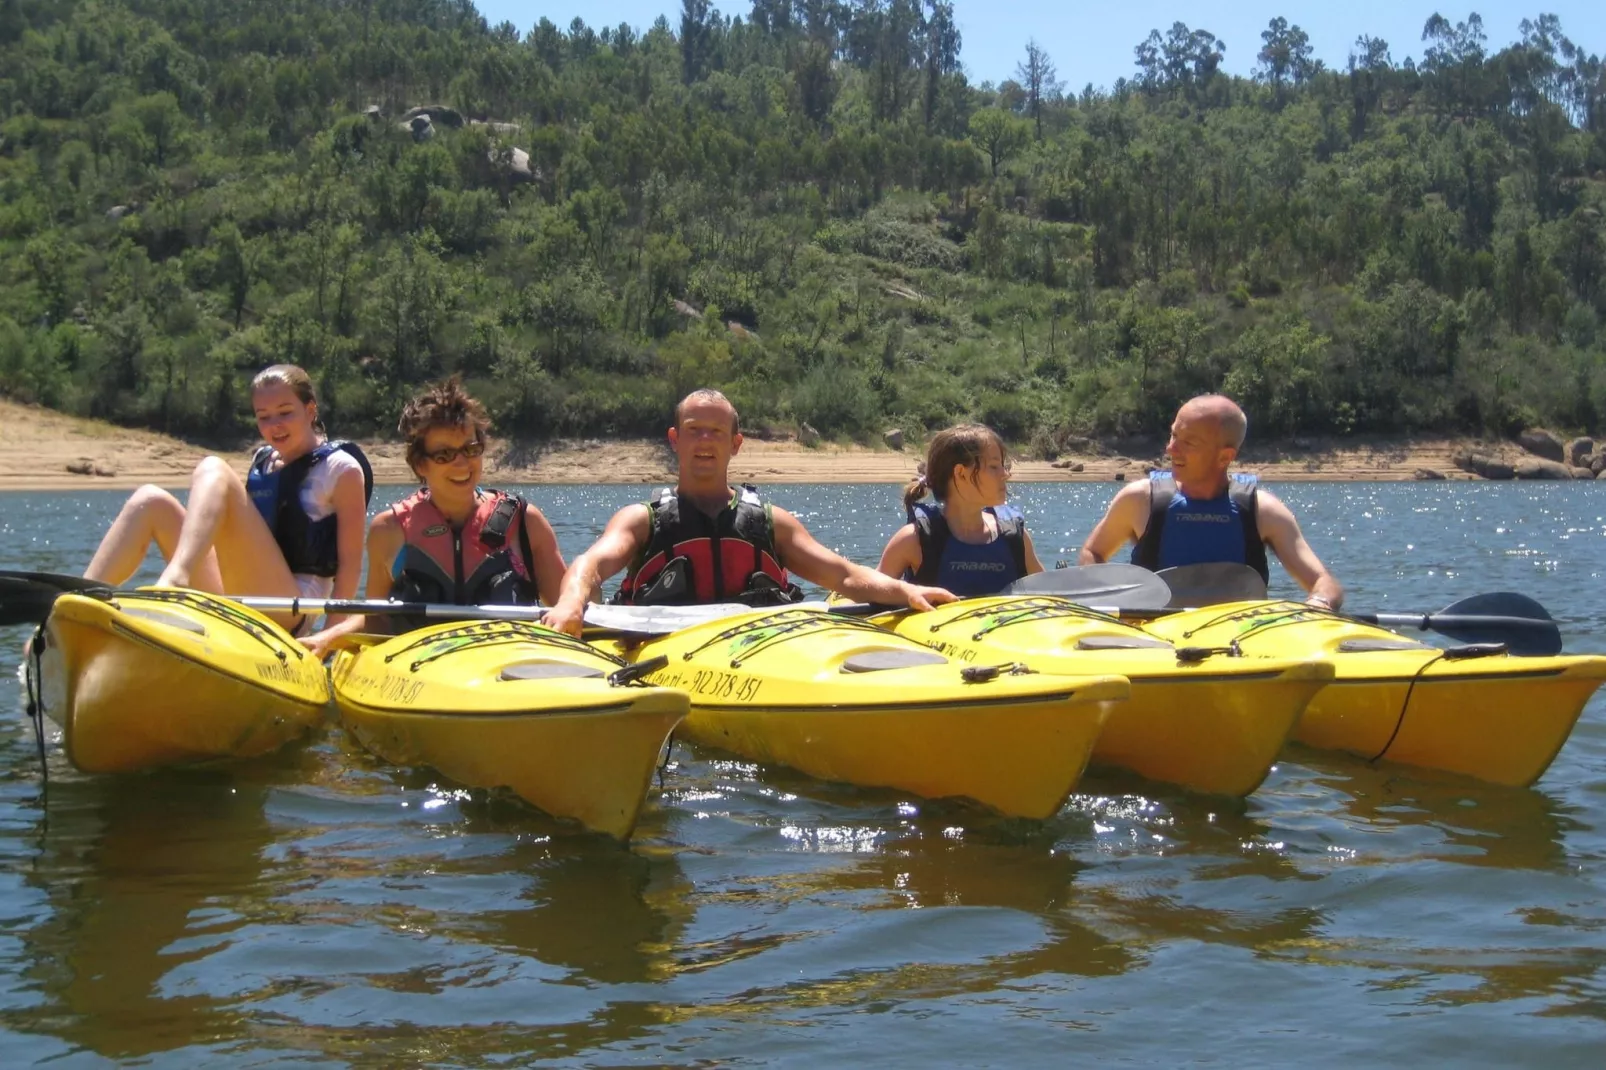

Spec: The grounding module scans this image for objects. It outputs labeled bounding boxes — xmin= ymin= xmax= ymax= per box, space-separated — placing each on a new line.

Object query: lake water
xmin=2 ymin=480 xmax=1605 ymax=1066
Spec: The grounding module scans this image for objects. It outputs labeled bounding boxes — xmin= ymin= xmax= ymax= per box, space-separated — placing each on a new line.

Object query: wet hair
xmin=902 ymin=424 xmax=1009 ymax=516
xmin=674 ymin=388 xmax=740 ymax=435
xmin=398 ymin=375 xmax=492 ymax=479
xmin=251 ymin=364 xmax=323 ymax=433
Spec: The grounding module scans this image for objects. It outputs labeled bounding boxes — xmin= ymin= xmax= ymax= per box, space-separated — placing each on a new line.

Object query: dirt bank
xmin=0 ymin=397 xmax=1512 ymax=493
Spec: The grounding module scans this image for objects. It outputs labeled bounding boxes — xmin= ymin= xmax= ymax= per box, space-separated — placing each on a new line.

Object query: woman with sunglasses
xmin=875 ymin=423 xmax=1044 ymax=596
xmin=82 ymin=364 xmax=372 ymax=635
xmin=302 ymin=376 xmax=565 ymax=657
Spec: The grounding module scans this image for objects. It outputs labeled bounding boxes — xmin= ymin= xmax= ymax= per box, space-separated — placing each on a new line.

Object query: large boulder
xmin=1571 ymin=466 xmax=1595 ymax=480
xmin=402 ymin=114 xmax=435 ymax=141
xmin=1568 ymin=437 xmax=1595 ymax=467
xmin=1517 ymin=428 xmax=1566 ymax=462
xmin=882 ymin=428 xmax=904 ymax=450
xmin=798 ymin=422 xmax=820 ymax=446
xmin=1414 ymin=467 xmax=1447 ymax=480
xmin=1593 ymin=453 xmax=1606 ymax=475
xmin=487 ymin=146 xmax=536 ymax=182
xmin=403 ymin=104 xmax=464 ymax=128
xmin=1515 ymin=457 xmax=1573 ymax=480
xmin=363 ymin=104 xmax=383 ymax=121
xmin=1470 ymin=454 xmax=1515 ymax=480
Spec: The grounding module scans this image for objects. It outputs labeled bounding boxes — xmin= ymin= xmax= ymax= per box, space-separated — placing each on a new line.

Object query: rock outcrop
xmin=1517 ymin=428 xmax=1566 ymax=462
xmin=403 ymin=104 xmax=464 ymax=128
xmin=1515 ymin=457 xmax=1573 ymax=479
xmin=882 ymin=429 xmax=904 ymax=450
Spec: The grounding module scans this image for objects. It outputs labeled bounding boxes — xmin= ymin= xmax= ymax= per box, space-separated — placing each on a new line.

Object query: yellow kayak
xmin=31 ymin=588 xmax=328 ymax=773
xmin=882 ymin=597 xmax=1333 ymax=796
xmin=330 ymin=621 xmax=688 ymax=840
xmin=603 ymin=606 xmax=1130 ymax=819
xmin=1144 ymin=600 xmax=1606 ymax=786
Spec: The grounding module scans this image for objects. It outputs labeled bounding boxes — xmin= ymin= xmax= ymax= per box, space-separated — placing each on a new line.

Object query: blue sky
xmin=473 ymin=1 xmax=1605 ymax=90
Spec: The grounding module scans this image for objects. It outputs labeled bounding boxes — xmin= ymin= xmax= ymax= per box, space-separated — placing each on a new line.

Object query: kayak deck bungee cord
xmin=596 ymin=605 xmax=1131 ymax=819
xmin=330 ymin=619 xmax=688 ymax=840
xmin=879 ymin=596 xmax=1334 ymax=797
xmin=1144 ymin=600 xmax=1606 ymax=786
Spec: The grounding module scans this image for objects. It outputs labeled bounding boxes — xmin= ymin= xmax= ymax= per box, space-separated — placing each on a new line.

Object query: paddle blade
xmin=1430 ymin=592 xmax=1561 ymax=656
xmin=1001 ymin=563 xmax=1173 ymax=610
xmin=1155 ymin=563 xmax=1268 ymax=608
xmin=0 ymin=579 xmax=63 ymax=627
xmin=1438 ymin=592 xmax=1553 ymax=621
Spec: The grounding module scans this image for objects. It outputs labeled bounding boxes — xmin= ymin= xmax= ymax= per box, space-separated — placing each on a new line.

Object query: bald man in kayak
xmin=1078 ymin=394 xmax=1345 ymax=609
xmin=544 ymin=389 xmax=957 ymax=636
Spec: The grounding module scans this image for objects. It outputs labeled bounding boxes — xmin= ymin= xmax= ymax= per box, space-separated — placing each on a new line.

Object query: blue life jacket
xmin=908 ymin=501 xmax=1028 ymax=597
xmin=247 ymin=441 xmax=374 ymax=578
xmin=1130 ymin=471 xmax=1268 ymax=583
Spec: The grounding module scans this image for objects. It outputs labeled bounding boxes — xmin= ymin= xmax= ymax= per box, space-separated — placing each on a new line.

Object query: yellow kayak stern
xmin=1145 ymin=600 xmax=1606 ymax=786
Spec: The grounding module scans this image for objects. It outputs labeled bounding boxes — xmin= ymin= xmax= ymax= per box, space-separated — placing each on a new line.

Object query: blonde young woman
xmin=876 ymin=424 xmax=1044 ymax=596
xmin=301 ymin=377 xmax=566 ymax=657
xmin=83 ymin=364 xmax=372 ymax=635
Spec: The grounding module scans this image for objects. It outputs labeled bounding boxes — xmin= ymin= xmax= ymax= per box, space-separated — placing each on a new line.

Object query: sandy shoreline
xmin=0 ymin=397 xmax=1518 ymax=493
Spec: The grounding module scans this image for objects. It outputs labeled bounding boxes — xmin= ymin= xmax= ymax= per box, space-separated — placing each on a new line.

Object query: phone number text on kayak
xmin=649 ymin=668 xmax=764 ymax=702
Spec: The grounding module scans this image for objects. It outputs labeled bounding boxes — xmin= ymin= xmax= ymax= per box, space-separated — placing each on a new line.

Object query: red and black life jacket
xmin=614 ymin=485 xmax=803 ymax=607
xmin=388 ymin=488 xmax=540 ymax=606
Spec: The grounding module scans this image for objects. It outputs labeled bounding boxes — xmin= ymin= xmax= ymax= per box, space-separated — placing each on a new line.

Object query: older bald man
xmin=1078 ymin=395 xmax=1345 ymax=609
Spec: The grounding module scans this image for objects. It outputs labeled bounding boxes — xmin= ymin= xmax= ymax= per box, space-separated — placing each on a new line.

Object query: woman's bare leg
xmin=157 ymin=456 xmax=301 ymax=599
xmin=85 ymin=484 xmax=223 ymax=589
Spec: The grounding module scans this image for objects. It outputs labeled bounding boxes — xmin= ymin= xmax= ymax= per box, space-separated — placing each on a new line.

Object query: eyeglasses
xmin=422 ymin=440 xmax=485 ymax=465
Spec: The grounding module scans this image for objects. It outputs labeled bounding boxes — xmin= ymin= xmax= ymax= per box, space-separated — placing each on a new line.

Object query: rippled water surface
xmin=3 ymin=481 xmax=1606 ymax=1066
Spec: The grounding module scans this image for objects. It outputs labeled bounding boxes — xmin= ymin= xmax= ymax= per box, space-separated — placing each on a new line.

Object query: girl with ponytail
xmin=877 ymin=424 xmax=1043 ymax=597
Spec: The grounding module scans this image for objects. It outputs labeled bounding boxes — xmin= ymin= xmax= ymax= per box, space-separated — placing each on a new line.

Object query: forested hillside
xmin=1 ymin=1 xmax=1604 ymax=450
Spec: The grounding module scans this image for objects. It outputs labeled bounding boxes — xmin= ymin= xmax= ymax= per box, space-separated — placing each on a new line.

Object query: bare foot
xmin=156 ymin=566 xmax=191 ymax=588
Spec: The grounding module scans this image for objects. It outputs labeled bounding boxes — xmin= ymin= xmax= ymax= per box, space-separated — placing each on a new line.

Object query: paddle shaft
xmin=236 ymin=596 xmax=549 ymax=622
xmin=1355 ymin=611 xmax=1559 ymax=634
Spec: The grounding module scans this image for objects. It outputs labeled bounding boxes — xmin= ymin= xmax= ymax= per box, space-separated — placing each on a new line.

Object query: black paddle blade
xmin=1155 ymin=563 xmax=1268 ymax=608
xmin=0 ymin=578 xmax=67 ymax=627
xmin=1431 ymin=591 xmax=1561 ymax=656
xmin=0 ymin=569 xmax=107 ymax=594
xmin=1001 ymin=563 xmax=1173 ymax=610
xmin=0 ymin=572 xmax=114 ymax=628
xmin=1438 ymin=592 xmax=1553 ymax=621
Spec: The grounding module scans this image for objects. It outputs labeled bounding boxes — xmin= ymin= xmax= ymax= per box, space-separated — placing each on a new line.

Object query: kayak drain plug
xmin=609 ymin=655 xmax=669 ymax=687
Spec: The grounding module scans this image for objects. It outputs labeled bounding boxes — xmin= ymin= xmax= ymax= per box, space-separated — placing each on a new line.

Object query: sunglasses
xmin=422 ymin=440 xmax=486 ymax=465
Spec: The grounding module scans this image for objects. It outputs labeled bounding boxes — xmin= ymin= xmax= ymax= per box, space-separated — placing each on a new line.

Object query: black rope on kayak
xmin=134 ymin=589 xmax=299 ymax=662
xmin=387 ymin=620 xmax=625 ymax=672
xmin=682 ymin=608 xmax=888 ymax=669
xmin=23 ymin=621 xmax=49 ymax=794
xmin=656 ymin=731 xmax=676 ymax=791
xmin=1176 ymin=601 xmax=1332 ymax=643
xmin=923 ymin=596 xmax=1121 ymax=636
xmin=1172 ymin=641 xmax=1242 ymax=664
xmin=1369 ymin=650 xmax=1448 ymax=764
